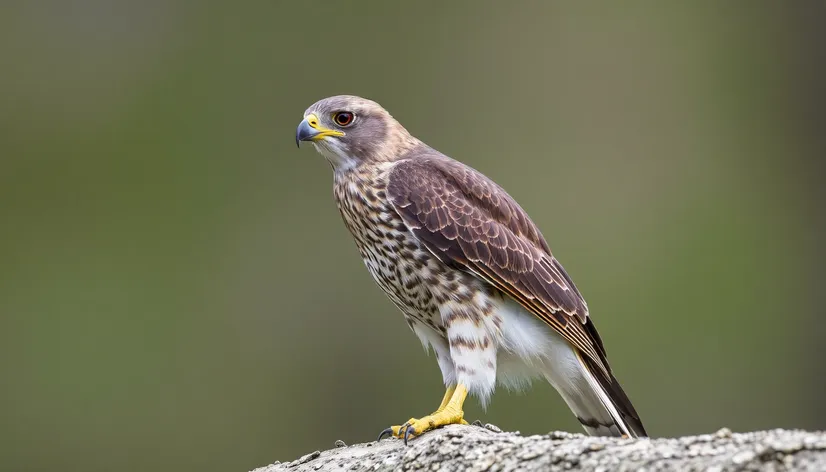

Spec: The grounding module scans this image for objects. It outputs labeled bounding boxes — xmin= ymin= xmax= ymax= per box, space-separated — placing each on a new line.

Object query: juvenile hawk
xmin=295 ymin=95 xmax=647 ymax=442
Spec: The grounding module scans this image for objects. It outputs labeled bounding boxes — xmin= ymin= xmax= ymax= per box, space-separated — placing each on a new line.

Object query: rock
xmin=252 ymin=427 xmax=826 ymax=472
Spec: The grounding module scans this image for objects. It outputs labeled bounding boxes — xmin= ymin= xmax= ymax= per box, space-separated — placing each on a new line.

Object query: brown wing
xmin=387 ymin=154 xmax=611 ymax=377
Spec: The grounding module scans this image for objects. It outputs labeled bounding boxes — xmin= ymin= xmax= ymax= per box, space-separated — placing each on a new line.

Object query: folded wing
xmin=386 ymin=154 xmax=610 ymax=376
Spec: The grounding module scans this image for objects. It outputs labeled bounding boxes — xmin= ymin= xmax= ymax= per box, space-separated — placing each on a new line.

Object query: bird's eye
xmin=333 ymin=112 xmax=354 ymax=127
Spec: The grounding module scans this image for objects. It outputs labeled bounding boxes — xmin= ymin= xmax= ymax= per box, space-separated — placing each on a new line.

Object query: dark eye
xmin=333 ymin=111 xmax=354 ymax=127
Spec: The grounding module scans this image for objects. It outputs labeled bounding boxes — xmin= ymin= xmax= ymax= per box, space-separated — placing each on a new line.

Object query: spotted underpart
xmin=335 ymin=161 xmax=500 ymax=394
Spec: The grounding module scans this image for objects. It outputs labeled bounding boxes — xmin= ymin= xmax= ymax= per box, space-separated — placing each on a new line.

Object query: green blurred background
xmin=1 ymin=2 xmax=825 ymax=471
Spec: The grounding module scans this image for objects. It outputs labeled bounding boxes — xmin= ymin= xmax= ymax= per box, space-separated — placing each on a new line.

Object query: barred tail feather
xmin=542 ymin=347 xmax=647 ymax=438
xmin=575 ymin=352 xmax=647 ymax=438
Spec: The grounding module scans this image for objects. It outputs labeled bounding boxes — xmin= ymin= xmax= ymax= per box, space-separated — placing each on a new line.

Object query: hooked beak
xmin=295 ymin=113 xmax=345 ymax=147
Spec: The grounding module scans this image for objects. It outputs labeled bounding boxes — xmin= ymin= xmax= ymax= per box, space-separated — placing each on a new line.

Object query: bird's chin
xmin=312 ymin=140 xmax=358 ymax=172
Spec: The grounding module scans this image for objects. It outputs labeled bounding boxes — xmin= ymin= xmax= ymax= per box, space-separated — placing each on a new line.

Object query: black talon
xmin=403 ymin=425 xmax=415 ymax=445
xmin=377 ymin=428 xmax=393 ymax=441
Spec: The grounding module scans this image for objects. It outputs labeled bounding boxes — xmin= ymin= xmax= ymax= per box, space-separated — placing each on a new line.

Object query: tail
xmin=546 ymin=351 xmax=647 ymax=438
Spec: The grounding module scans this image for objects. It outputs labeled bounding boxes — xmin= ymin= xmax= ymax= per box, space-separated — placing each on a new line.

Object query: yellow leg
xmin=431 ymin=385 xmax=468 ymax=424
xmin=379 ymin=384 xmax=469 ymax=444
xmin=435 ymin=385 xmax=456 ymax=413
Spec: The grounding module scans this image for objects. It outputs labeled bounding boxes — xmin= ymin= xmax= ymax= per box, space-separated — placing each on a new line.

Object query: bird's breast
xmin=333 ymin=170 xmax=447 ymax=325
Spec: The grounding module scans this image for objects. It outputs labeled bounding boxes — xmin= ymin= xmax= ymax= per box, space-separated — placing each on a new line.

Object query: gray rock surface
xmin=252 ymin=425 xmax=826 ymax=472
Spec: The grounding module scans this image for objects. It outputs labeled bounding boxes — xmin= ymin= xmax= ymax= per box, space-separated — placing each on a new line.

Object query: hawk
xmin=295 ymin=95 xmax=647 ymax=442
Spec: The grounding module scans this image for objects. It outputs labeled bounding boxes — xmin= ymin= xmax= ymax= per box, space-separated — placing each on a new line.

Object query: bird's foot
xmin=377 ymin=383 xmax=469 ymax=445
xmin=378 ymin=411 xmax=468 ymax=445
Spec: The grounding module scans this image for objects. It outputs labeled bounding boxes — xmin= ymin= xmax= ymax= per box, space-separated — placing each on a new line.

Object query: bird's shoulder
xmin=387 ymin=146 xmax=551 ymax=256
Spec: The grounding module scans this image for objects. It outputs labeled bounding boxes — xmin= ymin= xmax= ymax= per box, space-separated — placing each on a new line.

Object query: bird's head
xmin=296 ymin=95 xmax=416 ymax=171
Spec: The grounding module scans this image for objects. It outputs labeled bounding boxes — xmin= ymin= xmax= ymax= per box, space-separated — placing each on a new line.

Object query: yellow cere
xmin=305 ymin=113 xmax=345 ymax=140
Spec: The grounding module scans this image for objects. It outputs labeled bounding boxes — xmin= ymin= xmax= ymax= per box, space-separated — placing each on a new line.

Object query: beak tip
xmin=295 ymin=118 xmax=319 ymax=147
